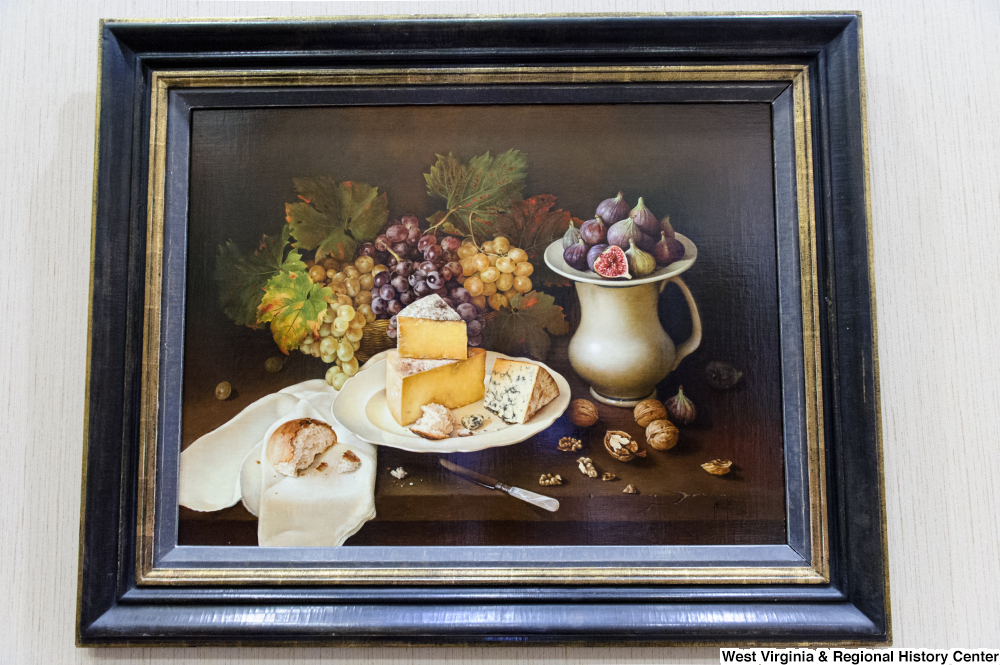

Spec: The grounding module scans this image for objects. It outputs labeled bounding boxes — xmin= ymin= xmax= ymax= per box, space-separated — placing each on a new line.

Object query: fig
xmin=661 ymin=214 xmax=676 ymax=239
xmin=579 ymin=217 xmax=607 ymax=245
xmin=587 ymin=243 xmax=609 ymax=271
xmin=654 ymin=231 xmax=685 ymax=265
xmin=626 ymin=239 xmax=656 ymax=277
xmin=629 ymin=197 xmax=660 ymax=235
xmin=596 ymin=191 xmax=630 ymax=224
xmin=562 ymin=220 xmax=582 ymax=249
xmin=593 ymin=245 xmax=631 ymax=279
xmin=607 ymin=217 xmax=656 ymax=252
xmin=563 ymin=239 xmax=589 ymax=271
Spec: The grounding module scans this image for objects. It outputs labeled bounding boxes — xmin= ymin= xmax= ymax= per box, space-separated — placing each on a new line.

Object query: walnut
xmin=568 ymin=399 xmax=599 ymax=427
xmin=601 ymin=472 xmax=618 ymax=481
xmin=646 ymin=419 xmax=679 ymax=450
xmin=576 ymin=457 xmax=598 ymax=478
xmin=633 ymin=398 xmax=668 ymax=427
xmin=539 ymin=473 xmax=563 ymax=486
xmin=557 ymin=437 xmax=583 ymax=452
xmin=389 ymin=466 xmax=408 ymax=480
xmin=622 ymin=484 xmax=638 ymax=494
xmin=701 ymin=459 xmax=732 ymax=475
xmin=604 ymin=430 xmax=646 ymax=462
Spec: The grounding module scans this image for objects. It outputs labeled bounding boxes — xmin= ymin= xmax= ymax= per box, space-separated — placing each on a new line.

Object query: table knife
xmin=438 ymin=459 xmax=560 ymax=512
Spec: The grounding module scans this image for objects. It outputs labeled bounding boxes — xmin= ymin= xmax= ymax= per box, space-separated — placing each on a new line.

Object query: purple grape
xmin=386 ymin=255 xmax=398 ymax=270
xmin=417 ymin=235 xmax=437 ymax=252
xmin=373 ymin=272 xmax=390 ymax=288
xmin=371 ymin=297 xmax=387 ymax=316
xmin=442 ymin=297 xmax=455 ymax=309
xmin=390 ymin=275 xmax=408 ymax=293
xmin=387 ymin=299 xmax=402 ymax=315
xmin=456 ymin=303 xmax=477 ymax=322
xmin=450 ymin=287 xmax=471 ymax=304
xmin=386 ymin=325 xmax=397 ymax=339
xmin=468 ymin=334 xmax=483 ymax=347
xmin=413 ymin=281 xmax=431 ymax=298
xmin=390 ymin=315 xmax=398 ymax=328
xmin=395 ymin=260 xmax=413 ymax=278
xmin=466 ymin=319 xmax=483 ymax=336
xmin=444 ymin=261 xmax=462 ymax=277
xmin=440 ymin=265 xmax=454 ymax=281
xmin=386 ymin=225 xmax=408 ymax=243
xmin=425 ymin=271 xmax=443 ymax=289
xmin=392 ymin=242 xmax=409 ymax=256
xmin=408 ymin=270 xmax=425 ymax=287
xmin=415 ymin=260 xmax=433 ymax=274
xmin=424 ymin=245 xmax=444 ymax=263
xmin=374 ymin=234 xmax=391 ymax=252
xmin=379 ymin=284 xmax=397 ymax=301
xmin=401 ymin=215 xmax=420 ymax=229
xmin=399 ymin=290 xmax=416 ymax=306
xmin=475 ymin=314 xmax=485 ymax=326
xmin=406 ymin=225 xmax=421 ymax=245
xmin=358 ymin=242 xmax=376 ymax=257
xmin=441 ymin=236 xmax=462 ymax=253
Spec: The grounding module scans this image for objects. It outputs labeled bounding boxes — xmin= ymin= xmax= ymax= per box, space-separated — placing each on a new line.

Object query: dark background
xmin=181 ymin=102 xmax=787 ymax=546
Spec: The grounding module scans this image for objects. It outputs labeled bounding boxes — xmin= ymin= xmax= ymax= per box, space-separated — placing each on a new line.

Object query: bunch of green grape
xmin=297 ymin=303 xmax=365 ymax=390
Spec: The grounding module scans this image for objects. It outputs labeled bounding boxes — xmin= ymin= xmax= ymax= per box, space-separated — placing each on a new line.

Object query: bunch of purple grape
xmin=366 ymin=215 xmax=487 ymax=347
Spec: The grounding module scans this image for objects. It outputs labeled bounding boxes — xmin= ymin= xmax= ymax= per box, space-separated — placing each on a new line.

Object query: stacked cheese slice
xmin=385 ymin=295 xmax=486 ymax=426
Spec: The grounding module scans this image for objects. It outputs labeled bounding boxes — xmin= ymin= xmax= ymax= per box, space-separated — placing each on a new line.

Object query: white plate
xmin=543 ymin=233 xmax=697 ymax=287
xmin=332 ymin=351 xmax=571 ymax=453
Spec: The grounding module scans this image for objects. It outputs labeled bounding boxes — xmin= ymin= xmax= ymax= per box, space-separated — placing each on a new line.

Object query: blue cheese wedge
xmin=482 ymin=358 xmax=560 ymax=424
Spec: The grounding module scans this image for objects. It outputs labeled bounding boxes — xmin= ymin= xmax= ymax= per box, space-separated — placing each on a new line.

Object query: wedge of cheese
xmin=397 ymin=294 xmax=468 ymax=360
xmin=483 ymin=358 xmax=560 ymax=424
xmin=385 ymin=347 xmax=487 ymax=426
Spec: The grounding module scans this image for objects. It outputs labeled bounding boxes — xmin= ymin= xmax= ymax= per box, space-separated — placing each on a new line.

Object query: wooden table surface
xmin=179 ymin=323 xmax=786 ymax=547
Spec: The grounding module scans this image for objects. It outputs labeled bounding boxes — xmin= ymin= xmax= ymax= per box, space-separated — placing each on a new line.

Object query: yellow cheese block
xmin=397 ymin=317 xmax=468 ymax=360
xmin=385 ymin=347 xmax=487 ymax=426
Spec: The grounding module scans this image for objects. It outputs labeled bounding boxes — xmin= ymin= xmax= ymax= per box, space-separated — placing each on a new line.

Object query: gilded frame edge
xmin=135 ymin=64 xmax=829 ymax=587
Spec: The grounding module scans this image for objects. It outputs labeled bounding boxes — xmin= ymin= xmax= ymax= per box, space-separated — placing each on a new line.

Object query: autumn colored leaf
xmin=285 ymin=177 xmax=388 ymax=261
xmin=484 ymin=290 xmax=569 ymax=361
xmin=491 ymin=195 xmax=577 ymax=287
xmin=214 ymin=226 xmax=305 ymax=328
xmin=424 ymin=149 xmax=527 ymax=243
xmin=257 ymin=269 xmax=332 ymax=354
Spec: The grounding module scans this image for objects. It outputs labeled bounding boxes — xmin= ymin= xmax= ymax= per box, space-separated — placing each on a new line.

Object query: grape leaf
xmin=424 ymin=149 xmax=527 ymax=242
xmin=257 ymin=270 xmax=332 ymax=354
xmin=491 ymin=195 xmax=577 ymax=287
xmin=484 ymin=290 xmax=569 ymax=361
xmin=285 ymin=177 xmax=389 ymax=261
xmin=214 ymin=226 xmax=305 ymax=328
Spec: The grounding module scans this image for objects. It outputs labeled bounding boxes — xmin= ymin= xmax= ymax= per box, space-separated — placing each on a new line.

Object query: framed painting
xmin=78 ymin=13 xmax=889 ymax=645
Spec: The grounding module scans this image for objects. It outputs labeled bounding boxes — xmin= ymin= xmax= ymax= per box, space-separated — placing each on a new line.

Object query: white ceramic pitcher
xmin=544 ymin=238 xmax=702 ymax=407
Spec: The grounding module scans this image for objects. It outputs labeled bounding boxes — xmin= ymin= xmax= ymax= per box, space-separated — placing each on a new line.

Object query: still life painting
xmin=174 ymin=103 xmax=786 ymax=549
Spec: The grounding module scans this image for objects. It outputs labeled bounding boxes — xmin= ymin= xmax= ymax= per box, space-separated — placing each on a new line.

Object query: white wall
xmin=2 ymin=0 xmax=998 ymax=662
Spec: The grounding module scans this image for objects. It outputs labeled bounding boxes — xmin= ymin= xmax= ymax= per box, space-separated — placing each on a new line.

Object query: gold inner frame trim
xmin=137 ymin=65 xmax=827 ymax=586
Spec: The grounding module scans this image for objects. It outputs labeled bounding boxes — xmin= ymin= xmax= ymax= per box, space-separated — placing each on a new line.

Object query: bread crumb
xmin=316 ymin=462 xmax=328 ymax=472
xmin=337 ymin=450 xmax=361 ymax=474
xmin=390 ymin=467 xmax=408 ymax=480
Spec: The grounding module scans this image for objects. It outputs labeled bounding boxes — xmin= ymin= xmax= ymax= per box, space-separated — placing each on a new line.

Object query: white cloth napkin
xmin=178 ymin=379 xmax=376 ymax=546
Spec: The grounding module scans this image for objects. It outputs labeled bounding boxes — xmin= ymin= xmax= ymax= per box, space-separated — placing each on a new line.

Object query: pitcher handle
xmin=659 ymin=276 xmax=702 ymax=372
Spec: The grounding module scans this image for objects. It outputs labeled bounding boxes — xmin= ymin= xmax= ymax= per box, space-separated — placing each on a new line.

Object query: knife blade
xmin=438 ymin=459 xmax=560 ymax=512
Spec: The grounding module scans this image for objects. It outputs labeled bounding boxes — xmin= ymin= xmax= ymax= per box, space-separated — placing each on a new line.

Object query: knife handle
xmin=503 ymin=486 xmax=560 ymax=512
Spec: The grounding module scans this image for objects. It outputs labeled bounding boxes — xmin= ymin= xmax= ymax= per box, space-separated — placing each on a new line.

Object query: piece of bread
xmin=337 ymin=450 xmax=362 ymax=474
xmin=266 ymin=418 xmax=337 ymax=476
xmin=408 ymin=403 xmax=454 ymax=440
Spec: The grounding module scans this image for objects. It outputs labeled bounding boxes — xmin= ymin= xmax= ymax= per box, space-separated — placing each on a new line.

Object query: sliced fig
xmin=593 ymin=245 xmax=631 ymax=279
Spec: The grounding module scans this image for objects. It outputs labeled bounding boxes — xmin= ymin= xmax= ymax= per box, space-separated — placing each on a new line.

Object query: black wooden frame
xmin=79 ymin=14 xmax=889 ymax=645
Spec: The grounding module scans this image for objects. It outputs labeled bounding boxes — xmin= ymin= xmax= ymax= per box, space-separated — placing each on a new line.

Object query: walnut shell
xmin=568 ymin=399 xmax=599 ymax=427
xmin=701 ymin=459 xmax=733 ymax=475
xmin=645 ymin=419 xmax=679 ymax=450
xmin=603 ymin=430 xmax=646 ymax=462
xmin=633 ymin=398 xmax=667 ymax=427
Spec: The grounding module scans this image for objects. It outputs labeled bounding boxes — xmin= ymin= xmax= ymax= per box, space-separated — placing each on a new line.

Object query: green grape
xmin=320 ymin=353 xmax=336 ymax=364
xmin=350 ymin=338 xmax=361 ymax=351
xmin=320 ymin=337 xmax=337 ymax=356
xmin=331 ymin=326 xmax=346 ymax=338
xmin=331 ymin=372 xmax=349 ymax=390
xmin=337 ymin=340 xmax=354 ymax=362
xmin=341 ymin=356 xmax=359 ymax=376
xmin=298 ymin=341 xmax=312 ymax=354
xmin=264 ymin=357 xmax=284 ymax=373
xmin=345 ymin=327 xmax=364 ymax=343
xmin=333 ymin=317 xmax=350 ymax=333
xmin=337 ymin=305 xmax=356 ymax=321
xmin=311 ymin=345 xmax=321 ymax=358
xmin=214 ymin=381 xmax=231 ymax=400
xmin=322 ymin=307 xmax=337 ymax=323
xmin=319 ymin=322 xmax=331 ymax=337
xmin=345 ymin=277 xmax=361 ymax=298
xmin=325 ymin=365 xmax=344 ymax=387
